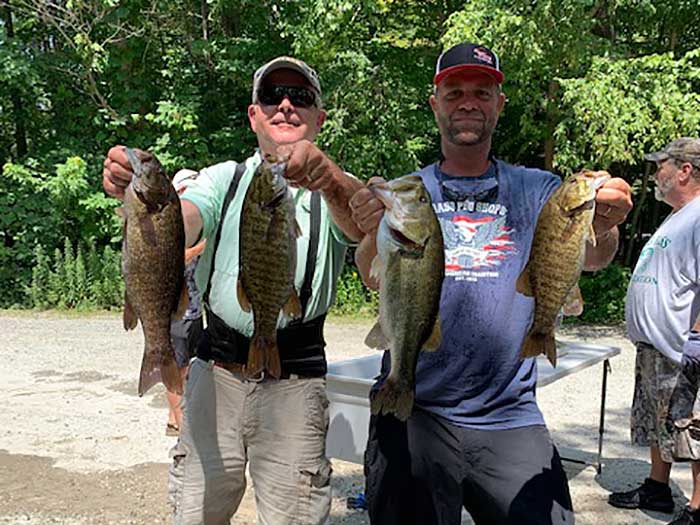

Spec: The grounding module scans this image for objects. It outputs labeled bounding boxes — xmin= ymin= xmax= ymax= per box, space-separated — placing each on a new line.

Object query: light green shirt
xmin=182 ymin=151 xmax=352 ymax=335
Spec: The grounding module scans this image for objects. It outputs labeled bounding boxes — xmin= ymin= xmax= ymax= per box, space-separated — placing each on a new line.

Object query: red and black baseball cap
xmin=434 ymin=43 xmax=504 ymax=86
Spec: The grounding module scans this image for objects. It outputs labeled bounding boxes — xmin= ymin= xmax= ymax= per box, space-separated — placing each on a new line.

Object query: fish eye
xmin=419 ymin=195 xmax=428 ymax=203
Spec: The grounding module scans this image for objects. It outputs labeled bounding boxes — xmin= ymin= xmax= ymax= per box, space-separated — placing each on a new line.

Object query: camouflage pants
xmin=631 ymin=342 xmax=700 ymax=462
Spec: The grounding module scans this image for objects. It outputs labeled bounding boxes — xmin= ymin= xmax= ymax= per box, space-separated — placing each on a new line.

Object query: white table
xmin=326 ymin=340 xmax=620 ymax=473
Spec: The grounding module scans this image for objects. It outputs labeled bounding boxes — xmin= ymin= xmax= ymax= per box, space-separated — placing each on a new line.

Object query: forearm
xmin=182 ymin=199 xmax=204 ymax=248
xmin=321 ymin=169 xmax=365 ymax=242
xmin=355 ymin=234 xmax=379 ymax=290
xmin=583 ymin=226 xmax=619 ymax=271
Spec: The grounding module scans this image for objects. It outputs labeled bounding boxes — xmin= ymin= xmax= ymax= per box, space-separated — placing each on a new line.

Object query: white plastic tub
xmin=325 ymin=340 xmax=620 ymax=464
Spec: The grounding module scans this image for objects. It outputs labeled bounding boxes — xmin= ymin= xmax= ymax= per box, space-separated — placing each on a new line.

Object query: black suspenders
xmin=295 ymin=190 xmax=321 ymax=322
xmin=203 ymin=162 xmax=246 ymax=306
xmin=203 ymin=160 xmax=322 ymax=320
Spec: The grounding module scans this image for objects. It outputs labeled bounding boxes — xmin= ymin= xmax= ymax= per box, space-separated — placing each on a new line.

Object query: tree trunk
xmin=201 ymin=0 xmax=209 ymax=41
xmin=2 ymin=0 xmax=29 ymax=158
xmin=543 ymin=80 xmax=558 ymax=171
xmin=624 ymin=165 xmax=650 ymax=266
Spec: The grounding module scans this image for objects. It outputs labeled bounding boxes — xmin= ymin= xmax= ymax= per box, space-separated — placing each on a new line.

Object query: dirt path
xmin=0 ymin=312 xmax=693 ymax=524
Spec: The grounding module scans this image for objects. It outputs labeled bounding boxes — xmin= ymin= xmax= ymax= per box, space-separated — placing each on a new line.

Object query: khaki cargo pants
xmin=168 ymin=358 xmax=332 ymax=525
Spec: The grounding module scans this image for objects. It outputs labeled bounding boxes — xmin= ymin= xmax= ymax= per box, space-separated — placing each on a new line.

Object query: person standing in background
xmin=165 ymin=169 xmax=206 ymax=437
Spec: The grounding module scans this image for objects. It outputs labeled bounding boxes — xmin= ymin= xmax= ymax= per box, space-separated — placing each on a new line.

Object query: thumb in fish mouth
xmin=125 ymin=148 xmax=143 ymax=174
xmin=271 ymin=145 xmax=292 ymax=164
xmin=368 ymin=181 xmax=394 ymax=210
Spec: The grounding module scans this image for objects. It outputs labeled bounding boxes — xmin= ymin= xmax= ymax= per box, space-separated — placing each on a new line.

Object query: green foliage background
xmin=2 ymin=0 xmax=699 ymax=321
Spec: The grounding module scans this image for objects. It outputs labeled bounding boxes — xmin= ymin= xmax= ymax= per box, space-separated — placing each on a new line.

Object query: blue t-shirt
xmin=391 ymin=159 xmax=561 ymax=429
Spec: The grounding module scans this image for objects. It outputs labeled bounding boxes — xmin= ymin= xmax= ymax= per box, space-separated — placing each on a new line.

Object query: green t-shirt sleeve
xmin=329 ymin=219 xmax=356 ymax=247
xmin=180 ymin=161 xmax=239 ymax=241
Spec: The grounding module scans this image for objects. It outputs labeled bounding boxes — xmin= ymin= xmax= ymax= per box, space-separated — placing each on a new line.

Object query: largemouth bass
xmin=121 ymin=148 xmax=187 ymax=396
xmin=517 ymin=170 xmax=611 ymax=365
xmin=237 ymin=158 xmax=302 ymax=379
xmin=365 ymin=175 xmax=444 ymax=421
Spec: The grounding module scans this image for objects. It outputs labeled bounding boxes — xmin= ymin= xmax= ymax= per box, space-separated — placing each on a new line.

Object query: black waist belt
xmin=197 ymin=306 xmax=327 ymax=378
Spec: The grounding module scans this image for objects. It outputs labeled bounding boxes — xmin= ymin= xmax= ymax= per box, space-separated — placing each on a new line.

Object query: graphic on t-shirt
xmin=440 ymin=214 xmax=517 ymax=279
xmin=631 ymin=235 xmax=670 ymax=286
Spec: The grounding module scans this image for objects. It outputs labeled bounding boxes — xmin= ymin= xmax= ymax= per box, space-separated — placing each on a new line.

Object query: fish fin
xmin=138 ymin=215 xmax=157 ymax=247
xmin=589 ymin=223 xmax=597 ymax=247
xmin=370 ymin=376 xmax=414 ymax=421
xmin=369 ymin=255 xmax=383 ymax=282
xmin=138 ymin=348 xmax=182 ymax=397
xmin=173 ymin=284 xmax=189 ymax=320
xmin=114 ymin=206 xmax=125 ymax=219
xmin=422 ymin=317 xmax=441 ymax=352
xmin=365 ymin=320 xmax=390 ymax=350
xmin=294 ymin=219 xmax=303 ymax=239
xmin=123 ymin=291 xmax=138 ymax=330
xmin=247 ymin=335 xmax=281 ymax=379
xmin=562 ymin=284 xmax=584 ymax=317
xmin=520 ymin=331 xmax=558 ymax=366
xmin=237 ymin=279 xmax=251 ymax=312
xmin=283 ymin=289 xmax=303 ymax=320
xmin=516 ymin=262 xmax=533 ymax=297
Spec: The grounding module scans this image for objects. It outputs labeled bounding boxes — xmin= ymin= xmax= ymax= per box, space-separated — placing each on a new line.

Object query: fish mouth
xmin=388 ymin=226 xmax=424 ymax=254
xmin=569 ymin=198 xmax=596 ymax=214
xmin=593 ymin=174 xmax=611 ymax=189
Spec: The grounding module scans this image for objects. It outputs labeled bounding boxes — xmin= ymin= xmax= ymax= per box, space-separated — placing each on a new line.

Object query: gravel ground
xmin=0 ymin=311 xmax=695 ymax=524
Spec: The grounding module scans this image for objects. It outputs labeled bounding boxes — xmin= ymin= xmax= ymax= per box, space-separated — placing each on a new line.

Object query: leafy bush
xmin=1 ymin=156 xmax=122 ymax=307
xmin=26 ymin=238 xmax=123 ymax=310
xmin=331 ymin=262 xmax=378 ymax=318
xmin=573 ymin=263 xmax=631 ymax=324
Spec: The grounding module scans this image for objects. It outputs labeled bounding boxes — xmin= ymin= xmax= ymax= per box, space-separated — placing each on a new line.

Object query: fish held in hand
xmin=237 ymin=157 xmax=302 ymax=379
xmin=365 ymin=175 xmax=444 ymax=421
xmin=517 ymin=170 xmax=611 ymax=365
xmin=120 ymin=148 xmax=187 ymax=396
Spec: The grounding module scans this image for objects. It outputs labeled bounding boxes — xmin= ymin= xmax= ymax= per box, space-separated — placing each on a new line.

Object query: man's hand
xmin=103 ymin=145 xmax=145 ymax=200
xmin=277 ymin=140 xmax=339 ymax=193
xmin=349 ymin=177 xmax=387 ymax=235
xmin=681 ymin=331 xmax=700 ymax=379
xmin=593 ymin=177 xmax=633 ymax=234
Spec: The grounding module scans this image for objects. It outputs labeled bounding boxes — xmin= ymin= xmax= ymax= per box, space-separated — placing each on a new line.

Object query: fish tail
xmin=247 ymin=335 xmax=282 ymax=379
xmin=370 ymin=376 xmax=414 ymax=421
xmin=520 ymin=330 xmax=557 ymax=365
xmin=138 ymin=349 xmax=161 ymax=397
xmin=138 ymin=345 xmax=182 ymax=397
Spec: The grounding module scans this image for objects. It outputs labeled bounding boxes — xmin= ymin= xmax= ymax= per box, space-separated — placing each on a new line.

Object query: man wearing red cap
xmin=350 ymin=42 xmax=633 ymax=524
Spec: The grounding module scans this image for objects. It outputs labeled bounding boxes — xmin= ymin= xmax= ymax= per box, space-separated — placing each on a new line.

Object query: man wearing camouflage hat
xmin=610 ymin=138 xmax=700 ymax=525
xmin=103 ymin=56 xmax=364 ymax=524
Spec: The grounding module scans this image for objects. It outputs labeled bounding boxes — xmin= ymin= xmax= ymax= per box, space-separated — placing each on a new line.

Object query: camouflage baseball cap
xmin=645 ymin=137 xmax=700 ymax=167
xmin=251 ymin=56 xmax=321 ymax=104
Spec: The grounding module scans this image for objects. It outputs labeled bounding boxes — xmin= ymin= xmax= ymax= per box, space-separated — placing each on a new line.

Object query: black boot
xmin=608 ymin=478 xmax=674 ymax=513
xmin=669 ymin=506 xmax=700 ymax=525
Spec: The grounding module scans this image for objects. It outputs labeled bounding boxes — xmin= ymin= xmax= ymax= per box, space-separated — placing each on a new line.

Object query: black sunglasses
xmin=257 ymin=84 xmax=318 ymax=108
xmin=437 ymin=159 xmax=500 ymax=203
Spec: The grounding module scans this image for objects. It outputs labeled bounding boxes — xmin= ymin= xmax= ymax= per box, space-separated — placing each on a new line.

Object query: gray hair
xmin=672 ymin=158 xmax=700 ymax=180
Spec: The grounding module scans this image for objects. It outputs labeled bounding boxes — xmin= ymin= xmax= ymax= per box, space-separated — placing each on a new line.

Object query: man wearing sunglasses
xmin=102 ymin=56 xmax=363 ymax=524
xmin=350 ymin=42 xmax=633 ymax=524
